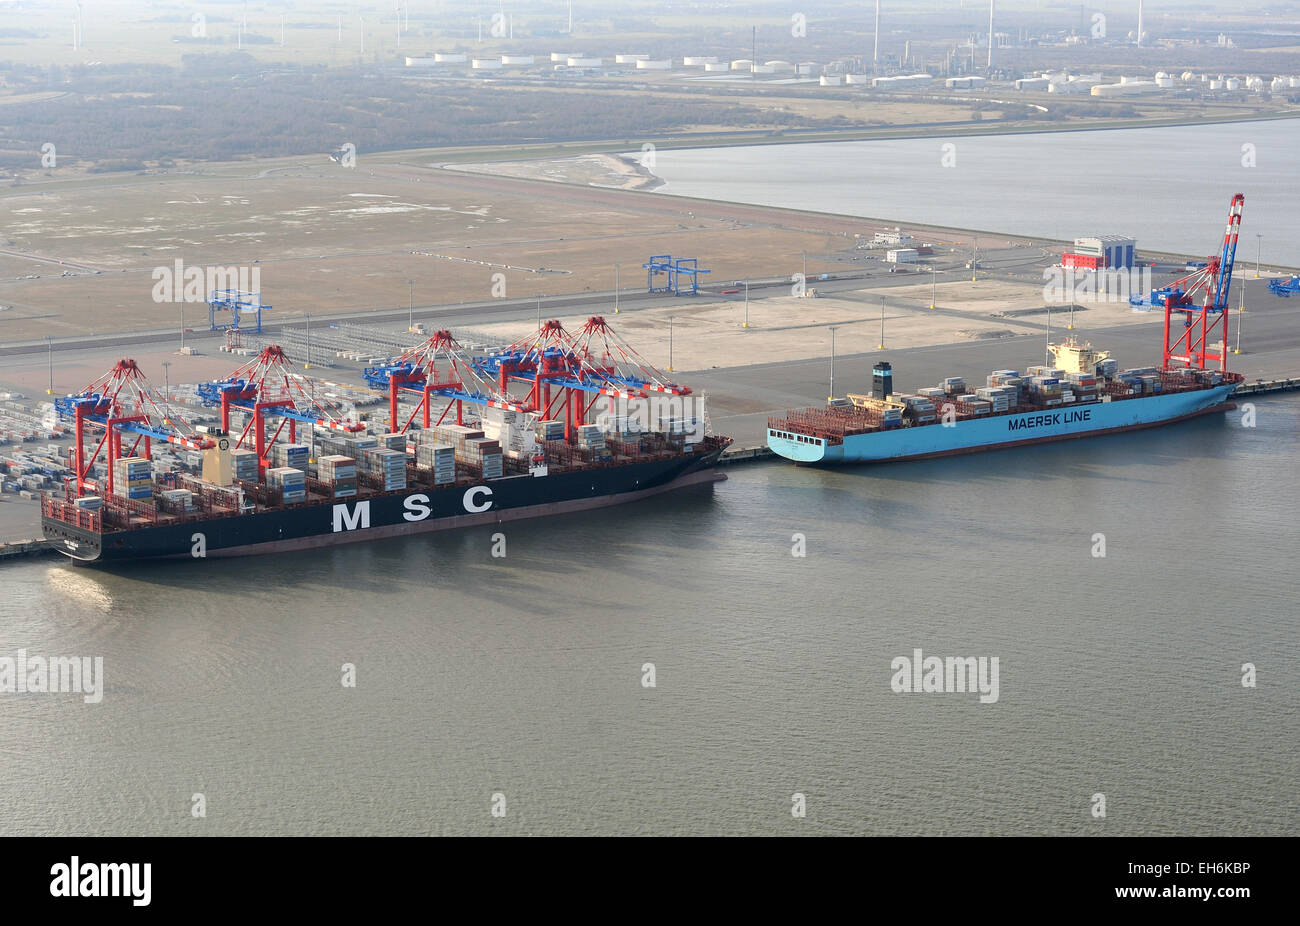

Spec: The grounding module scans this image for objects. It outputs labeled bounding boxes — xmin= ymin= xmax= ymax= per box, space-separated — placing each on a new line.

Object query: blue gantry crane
xmin=643 ymin=255 xmax=710 ymax=296
xmin=1267 ymin=275 xmax=1300 ymax=297
xmin=208 ymin=289 xmax=269 ymax=334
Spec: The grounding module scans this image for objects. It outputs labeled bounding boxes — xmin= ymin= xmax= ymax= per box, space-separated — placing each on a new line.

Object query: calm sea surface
xmin=1 ymin=396 xmax=1296 ymax=835
xmin=648 ymin=119 xmax=1300 ymax=264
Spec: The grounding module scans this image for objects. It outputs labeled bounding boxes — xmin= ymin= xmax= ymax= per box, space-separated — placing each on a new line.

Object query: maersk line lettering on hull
xmin=1007 ymin=409 xmax=1092 ymax=431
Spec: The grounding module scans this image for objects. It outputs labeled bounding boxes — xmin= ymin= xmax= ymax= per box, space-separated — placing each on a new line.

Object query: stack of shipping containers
xmin=113 ymin=456 xmax=152 ymax=500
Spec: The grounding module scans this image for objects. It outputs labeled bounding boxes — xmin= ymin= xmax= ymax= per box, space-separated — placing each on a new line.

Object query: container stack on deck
xmin=231 ymin=448 xmax=259 ymax=482
xmin=415 ymin=440 xmax=456 ymax=484
xmin=458 ymin=437 xmax=503 ymax=478
xmin=270 ymin=442 xmax=310 ymax=470
xmin=267 ymin=466 xmax=306 ymax=503
xmin=318 ymin=455 xmax=357 ymax=498
xmin=535 ymin=419 xmax=565 ymax=442
xmin=364 ymin=448 xmax=408 ymax=491
xmin=159 ymin=488 xmax=195 ymax=513
xmin=113 ymin=457 xmax=152 ymax=500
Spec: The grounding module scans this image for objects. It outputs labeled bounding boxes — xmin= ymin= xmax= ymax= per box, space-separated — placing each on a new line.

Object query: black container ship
xmin=42 ymin=434 xmax=729 ymax=563
xmin=41 ymin=320 xmax=730 ymax=564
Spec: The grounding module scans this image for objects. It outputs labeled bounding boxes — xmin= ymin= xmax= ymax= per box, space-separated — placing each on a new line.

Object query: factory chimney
xmin=987 ymin=0 xmax=995 ymax=71
xmin=1137 ymin=0 xmax=1144 ymax=46
xmin=873 ymin=0 xmax=881 ymax=71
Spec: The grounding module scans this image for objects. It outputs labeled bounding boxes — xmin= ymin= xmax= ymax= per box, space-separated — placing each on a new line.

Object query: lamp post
xmin=179 ymin=302 xmax=185 ymax=351
xmin=1235 ymin=282 xmax=1244 ymax=354
xmin=1046 ymin=303 xmax=1052 ymax=366
xmin=930 ymin=266 xmax=937 ymax=309
xmin=668 ymin=314 xmax=675 ymax=372
xmin=305 ymin=314 xmax=311 ymax=369
xmin=828 ymin=325 xmax=840 ymax=401
xmin=743 ymin=280 xmax=750 ymax=328
xmin=536 ymin=293 xmax=542 ymax=330
xmin=408 ymin=279 xmax=414 ymax=331
xmin=45 ymin=336 xmax=53 ymax=395
xmin=161 ymin=360 xmax=171 ymax=401
xmin=878 ymin=299 xmax=885 ymax=350
xmin=614 ymin=264 xmax=620 ymax=314
xmin=1255 ymin=234 xmax=1262 ymax=279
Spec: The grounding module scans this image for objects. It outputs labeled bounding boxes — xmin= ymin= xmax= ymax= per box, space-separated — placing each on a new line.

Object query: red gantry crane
xmin=56 ymin=359 xmax=214 ymax=494
xmin=1139 ymin=194 xmax=1245 ymax=372
xmin=198 ymin=345 xmax=365 ymax=473
xmin=474 ymin=319 xmax=648 ymax=442
xmin=363 ymin=329 xmax=532 ymax=435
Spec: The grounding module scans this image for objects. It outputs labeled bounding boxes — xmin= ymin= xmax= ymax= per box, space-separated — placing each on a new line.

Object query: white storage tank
xmin=615 ymin=54 xmax=650 ymax=64
xmin=764 ymin=60 xmax=795 ymax=73
xmin=472 ymin=58 xmax=503 ymax=70
xmin=730 ymin=59 xmax=753 ymax=70
xmin=844 ymin=73 xmax=870 ymax=85
xmin=567 ymin=57 xmax=602 ymax=67
xmin=500 ymin=55 xmax=534 ymax=65
xmin=551 ymin=52 xmax=573 ymax=62
xmin=404 ymin=57 xmax=437 ymax=68
xmin=434 ymin=53 xmax=467 ymax=64
xmin=636 ymin=59 xmax=672 ymax=70
xmin=682 ymin=56 xmax=718 ymax=66
xmin=751 ymin=64 xmax=775 ymax=74
xmin=820 ymin=74 xmax=843 ymax=86
xmin=704 ymin=62 xmax=728 ymax=72
xmin=1225 ymin=78 xmax=1240 ymax=90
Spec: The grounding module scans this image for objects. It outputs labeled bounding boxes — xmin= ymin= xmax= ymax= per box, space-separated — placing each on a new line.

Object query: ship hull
xmin=44 ymin=448 xmax=725 ymax=564
xmin=769 ymin=385 xmax=1237 ymax=465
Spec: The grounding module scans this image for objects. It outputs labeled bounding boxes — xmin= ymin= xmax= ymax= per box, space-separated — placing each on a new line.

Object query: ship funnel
xmin=202 ymin=431 xmax=235 ymax=486
xmin=872 ymin=361 xmax=894 ymax=399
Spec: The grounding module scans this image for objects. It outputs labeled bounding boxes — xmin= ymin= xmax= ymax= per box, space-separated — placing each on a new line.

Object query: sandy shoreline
xmin=444 ymin=152 xmax=663 ymax=191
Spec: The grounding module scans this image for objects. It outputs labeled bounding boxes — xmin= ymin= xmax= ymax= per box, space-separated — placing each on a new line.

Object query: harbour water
xmin=648 ymin=119 xmax=1300 ymax=264
xmin=1 ymin=396 xmax=1296 ymax=835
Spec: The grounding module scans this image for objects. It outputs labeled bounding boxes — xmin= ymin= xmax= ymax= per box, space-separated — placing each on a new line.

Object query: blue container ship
xmin=768 ymin=338 xmax=1241 ymax=465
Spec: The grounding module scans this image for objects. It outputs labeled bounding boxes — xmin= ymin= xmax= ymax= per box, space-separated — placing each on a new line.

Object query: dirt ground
xmin=466 ymin=278 xmax=1166 ymax=373
xmin=0 ymin=157 xmax=901 ymax=343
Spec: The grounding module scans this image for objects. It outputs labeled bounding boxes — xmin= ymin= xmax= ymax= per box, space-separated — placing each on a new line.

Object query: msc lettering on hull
xmin=332 ymin=500 xmax=371 ymax=532
xmin=1007 ymin=409 xmax=1092 ymax=432
xmin=335 ymin=488 xmax=497 ymax=532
